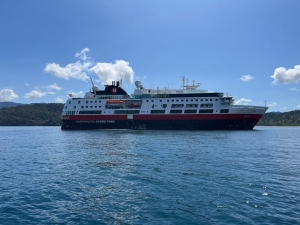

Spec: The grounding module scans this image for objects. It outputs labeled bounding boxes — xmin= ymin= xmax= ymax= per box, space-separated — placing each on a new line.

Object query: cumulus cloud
xmin=45 ymin=48 xmax=135 ymax=85
xmin=267 ymin=102 xmax=277 ymax=107
xmin=43 ymin=83 xmax=62 ymax=91
xmin=234 ymin=98 xmax=252 ymax=105
xmin=0 ymin=88 xmax=19 ymax=102
xmin=271 ymin=65 xmax=300 ymax=84
xmin=45 ymin=61 xmax=92 ymax=81
xmin=240 ymin=75 xmax=254 ymax=82
xmin=75 ymin=48 xmax=90 ymax=61
xmin=90 ymin=60 xmax=134 ymax=85
xmin=24 ymin=90 xmax=47 ymax=99
xmin=55 ymin=97 xmax=64 ymax=103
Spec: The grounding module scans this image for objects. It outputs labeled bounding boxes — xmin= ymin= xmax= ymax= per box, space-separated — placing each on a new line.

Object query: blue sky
xmin=1 ymin=0 xmax=300 ymax=112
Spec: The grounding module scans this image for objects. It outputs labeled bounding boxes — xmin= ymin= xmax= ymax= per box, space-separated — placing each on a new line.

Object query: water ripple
xmin=0 ymin=127 xmax=300 ymax=224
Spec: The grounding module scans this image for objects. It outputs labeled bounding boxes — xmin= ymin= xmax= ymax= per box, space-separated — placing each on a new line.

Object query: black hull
xmin=61 ymin=119 xmax=259 ymax=130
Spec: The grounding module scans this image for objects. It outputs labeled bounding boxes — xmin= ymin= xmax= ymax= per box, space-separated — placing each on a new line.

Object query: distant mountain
xmin=0 ymin=102 xmax=24 ymax=109
xmin=268 ymin=111 xmax=283 ymax=114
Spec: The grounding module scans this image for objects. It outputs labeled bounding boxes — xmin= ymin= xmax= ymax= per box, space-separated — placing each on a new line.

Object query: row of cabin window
xmin=171 ymin=104 xmax=213 ymax=108
xmin=69 ymin=100 xmax=103 ymax=104
xmin=146 ymin=99 xmax=218 ymax=103
xmin=65 ymin=105 xmax=103 ymax=109
xmin=150 ymin=109 xmax=230 ymax=114
xmin=71 ymin=109 xmax=229 ymax=115
xmin=150 ymin=109 xmax=229 ymax=114
xmin=68 ymin=99 xmax=219 ymax=106
xmin=65 ymin=103 xmax=217 ymax=110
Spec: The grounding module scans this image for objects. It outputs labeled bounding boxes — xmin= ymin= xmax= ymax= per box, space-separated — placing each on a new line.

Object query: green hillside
xmin=0 ymin=103 xmax=63 ymax=126
xmin=257 ymin=110 xmax=300 ymax=126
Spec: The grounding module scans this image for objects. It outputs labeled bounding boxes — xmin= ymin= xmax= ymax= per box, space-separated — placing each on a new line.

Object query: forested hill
xmin=257 ymin=110 xmax=300 ymax=126
xmin=0 ymin=103 xmax=63 ymax=126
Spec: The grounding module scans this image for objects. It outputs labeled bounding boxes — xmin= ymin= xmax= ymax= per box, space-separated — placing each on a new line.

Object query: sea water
xmin=0 ymin=126 xmax=299 ymax=224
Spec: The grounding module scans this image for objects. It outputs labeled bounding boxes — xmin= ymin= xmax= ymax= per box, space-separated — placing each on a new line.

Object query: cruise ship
xmin=61 ymin=77 xmax=268 ymax=130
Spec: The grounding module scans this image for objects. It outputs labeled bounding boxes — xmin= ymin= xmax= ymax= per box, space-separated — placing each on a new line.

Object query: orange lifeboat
xmin=106 ymin=100 xmax=125 ymax=104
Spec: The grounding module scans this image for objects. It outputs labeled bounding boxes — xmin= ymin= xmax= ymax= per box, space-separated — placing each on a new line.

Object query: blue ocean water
xmin=0 ymin=127 xmax=300 ymax=224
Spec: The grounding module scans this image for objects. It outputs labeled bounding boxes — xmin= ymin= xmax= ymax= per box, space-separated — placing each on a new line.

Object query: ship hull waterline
xmin=61 ymin=114 xmax=263 ymax=130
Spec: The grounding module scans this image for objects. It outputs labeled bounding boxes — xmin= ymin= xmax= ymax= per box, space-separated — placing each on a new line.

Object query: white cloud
xmin=24 ymin=90 xmax=47 ymax=99
xmin=271 ymin=65 xmax=300 ymax=84
xmin=23 ymin=83 xmax=59 ymax=100
xmin=0 ymin=88 xmax=19 ymax=102
xmin=44 ymin=61 xmax=92 ymax=81
xmin=267 ymin=102 xmax=277 ymax=107
xmin=43 ymin=83 xmax=62 ymax=91
xmin=25 ymin=83 xmax=30 ymax=87
xmin=69 ymin=91 xmax=84 ymax=98
xmin=296 ymin=105 xmax=300 ymax=108
xmin=234 ymin=98 xmax=252 ymax=105
xmin=90 ymin=60 xmax=134 ymax=85
xmin=240 ymin=75 xmax=254 ymax=82
xmin=45 ymin=48 xmax=135 ymax=84
xmin=55 ymin=97 xmax=64 ymax=103
xmin=75 ymin=48 xmax=90 ymax=61
xmin=289 ymin=87 xmax=300 ymax=91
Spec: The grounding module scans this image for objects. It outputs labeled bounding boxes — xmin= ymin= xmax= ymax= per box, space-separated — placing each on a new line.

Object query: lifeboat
xmin=106 ymin=100 xmax=125 ymax=108
xmin=106 ymin=100 xmax=125 ymax=104
xmin=126 ymin=102 xmax=141 ymax=108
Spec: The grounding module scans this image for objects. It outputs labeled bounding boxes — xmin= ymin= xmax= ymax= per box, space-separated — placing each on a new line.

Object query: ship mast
xmin=90 ymin=77 xmax=95 ymax=94
xmin=182 ymin=76 xmax=201 ymax=90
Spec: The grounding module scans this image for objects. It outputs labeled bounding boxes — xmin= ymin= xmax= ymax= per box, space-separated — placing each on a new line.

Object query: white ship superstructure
xmin=61 ymin=77 xmax=268 ymax=130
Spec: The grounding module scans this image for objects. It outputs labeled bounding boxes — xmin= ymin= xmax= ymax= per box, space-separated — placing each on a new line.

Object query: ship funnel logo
xmin=111 ymin=87 xmax=118 ymax=94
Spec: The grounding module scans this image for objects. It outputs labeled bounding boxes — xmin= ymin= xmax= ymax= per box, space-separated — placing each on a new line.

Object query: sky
xmin=1 ymin=0 xmax=300 ymax=112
